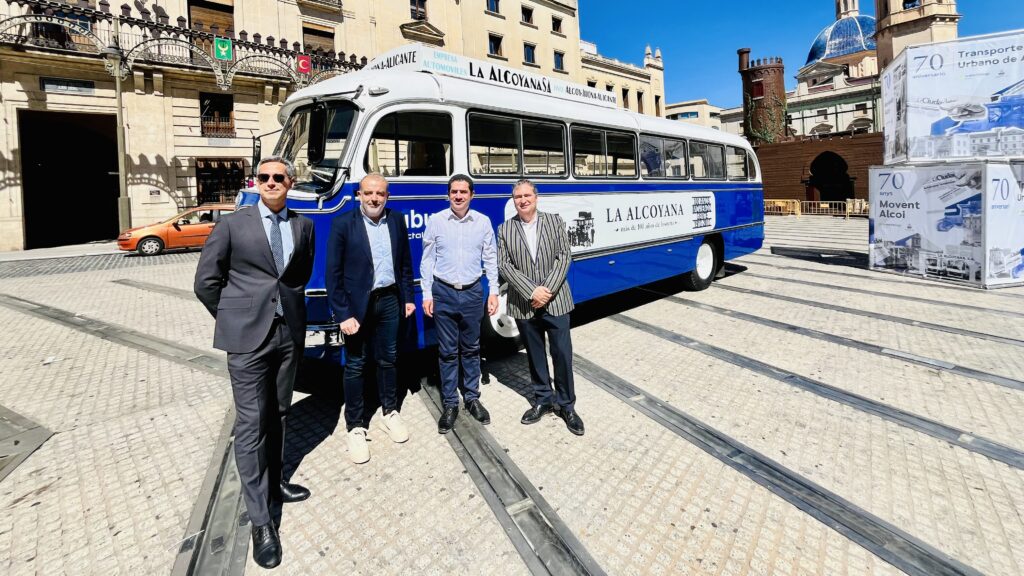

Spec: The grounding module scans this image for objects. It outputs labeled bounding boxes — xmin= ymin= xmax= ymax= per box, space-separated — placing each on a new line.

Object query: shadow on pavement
xmin=769 ymin=246 xmax=868 ymax=268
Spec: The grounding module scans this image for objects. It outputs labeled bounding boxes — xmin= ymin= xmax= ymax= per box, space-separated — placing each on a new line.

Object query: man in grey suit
xmin=194 ymin=156 xmax=315 ymax=569
xmin=497 ymin=179 xmax=584 ymax=436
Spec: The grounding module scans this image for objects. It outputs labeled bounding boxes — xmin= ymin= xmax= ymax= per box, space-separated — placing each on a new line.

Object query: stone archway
xmin=808 ymin=151 xmax=854 ymax=202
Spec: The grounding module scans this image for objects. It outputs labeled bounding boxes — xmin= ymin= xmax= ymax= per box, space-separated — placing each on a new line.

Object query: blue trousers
xmin=515 ymin=310 xmax=576 ymax=411
xmin=433 ymin=281 xmax=483 ymax=408
xmin=343 ymin=290 xmax=400 ymax=430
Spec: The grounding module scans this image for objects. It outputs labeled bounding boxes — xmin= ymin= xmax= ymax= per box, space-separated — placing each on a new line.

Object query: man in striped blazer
xmin=497 ymin=179 xmax=584 ymax=436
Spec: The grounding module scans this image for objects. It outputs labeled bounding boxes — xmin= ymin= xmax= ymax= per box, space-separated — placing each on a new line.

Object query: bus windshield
xmin=276 ymin=101 xmax=356 ymax=194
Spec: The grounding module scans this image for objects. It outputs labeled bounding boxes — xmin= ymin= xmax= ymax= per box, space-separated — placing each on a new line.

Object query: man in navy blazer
xmin=326 ymin=173 xmax=415 ymax=464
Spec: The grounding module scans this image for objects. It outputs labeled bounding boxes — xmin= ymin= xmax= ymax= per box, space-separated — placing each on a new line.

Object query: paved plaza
xmin=1 ymin=216 xmax=1023 ymax=575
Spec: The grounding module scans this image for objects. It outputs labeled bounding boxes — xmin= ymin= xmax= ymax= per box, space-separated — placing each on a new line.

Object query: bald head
xmin=360 ymin=173 xmax=388 ymax=193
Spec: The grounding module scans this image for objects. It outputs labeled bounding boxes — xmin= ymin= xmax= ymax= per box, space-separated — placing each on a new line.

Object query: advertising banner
xmin=881 ymin=30 xmax=1024 ymax=164
xmin=870 ymin=165 xmax=985 ymax=285
xmin=984 ymin=163 xmax=1024 ymax=286
xmin=503 ymin=191 xmax=716 ymax=256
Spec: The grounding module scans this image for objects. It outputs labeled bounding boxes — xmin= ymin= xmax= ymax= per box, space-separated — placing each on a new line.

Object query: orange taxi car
xmin=117 ymin=203 xmax=234 ymax=256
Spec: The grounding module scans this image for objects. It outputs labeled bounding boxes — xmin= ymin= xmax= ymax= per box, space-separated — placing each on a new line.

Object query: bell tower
xmin=837 ymin=0 xmax=860 ymax=19
xmin=874 ymin=0 xmax=960 ymax=69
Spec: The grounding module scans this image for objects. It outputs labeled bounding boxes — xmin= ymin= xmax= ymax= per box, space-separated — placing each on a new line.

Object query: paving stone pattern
xmin=0 ymin=216 xmax=1022 ymax=575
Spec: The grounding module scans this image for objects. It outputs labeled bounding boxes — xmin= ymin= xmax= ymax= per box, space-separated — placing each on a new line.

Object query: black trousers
xmin=226 ymin=318 xmax=298 ymax=526
xmin=515 ymin=310 xmax=576 ymax=411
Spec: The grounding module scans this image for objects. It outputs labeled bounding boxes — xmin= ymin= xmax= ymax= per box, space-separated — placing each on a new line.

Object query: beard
xmin=361 ymin=201 xmax=385 ymax=219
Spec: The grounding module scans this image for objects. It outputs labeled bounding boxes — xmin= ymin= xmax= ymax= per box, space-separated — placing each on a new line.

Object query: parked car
xmin=117 ymin=203 xmax=234 ymax=256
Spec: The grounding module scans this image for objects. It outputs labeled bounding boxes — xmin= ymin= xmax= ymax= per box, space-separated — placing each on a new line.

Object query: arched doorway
xmin=808 ymin=151 xmax=854 ymax=202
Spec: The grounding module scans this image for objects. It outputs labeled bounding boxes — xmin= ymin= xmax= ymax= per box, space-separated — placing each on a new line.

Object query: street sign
xmin=213 ymin=38 xmax=233 ymax=61
xmin=296 ymin=55 xmax=311 ymax=75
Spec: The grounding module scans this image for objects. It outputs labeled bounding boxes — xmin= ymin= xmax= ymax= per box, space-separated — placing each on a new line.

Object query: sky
xmin=579 ymin=0 xmax=1024 ymax=109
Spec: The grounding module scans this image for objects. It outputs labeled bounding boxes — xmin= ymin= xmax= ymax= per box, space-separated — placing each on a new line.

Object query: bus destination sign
xmin=367 ymin=46 xmax=618 ymax=109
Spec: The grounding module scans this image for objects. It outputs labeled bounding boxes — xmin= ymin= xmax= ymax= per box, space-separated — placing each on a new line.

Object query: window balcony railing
xmin=200 ymin=116 xmax=235 ymax=138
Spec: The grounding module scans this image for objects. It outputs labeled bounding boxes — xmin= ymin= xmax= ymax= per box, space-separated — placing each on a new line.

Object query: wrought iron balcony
xmin=200 ymin=116 xmax=235 ymax=138
xmin=0 ymin=0 xmax=365 ymax=88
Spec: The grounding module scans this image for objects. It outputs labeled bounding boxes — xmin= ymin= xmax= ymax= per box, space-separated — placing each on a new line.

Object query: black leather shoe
xmin=560 ymin=410 xmax=585 ymax=436
xmin=280 ymin=481 xmax=310 ymax=504
xmin=438 ymin=405 xmax=458 ymax=434
xmin=466 ymin=399 xmax=491 ymax=425
xmin=251 ymin=522 xmax=282 ymax=569
xmin=521 ymin=404 xmax=555 ymax=425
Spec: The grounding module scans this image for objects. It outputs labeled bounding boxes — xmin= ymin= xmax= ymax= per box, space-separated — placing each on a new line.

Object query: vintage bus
xmin=239 ymin=46 xmax=764 ymax=349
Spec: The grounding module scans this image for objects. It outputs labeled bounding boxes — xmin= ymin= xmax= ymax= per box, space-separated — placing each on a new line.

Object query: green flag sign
xmin=214 ymin=37 xmax=233 ymax=61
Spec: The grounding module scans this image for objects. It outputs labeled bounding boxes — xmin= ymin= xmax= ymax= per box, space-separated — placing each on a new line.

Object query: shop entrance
xmin=18 ymin=110 xmax=119 ymax=249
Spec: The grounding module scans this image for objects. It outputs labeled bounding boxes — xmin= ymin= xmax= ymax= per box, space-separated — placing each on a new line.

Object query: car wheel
xmin=681 ymin=239 xmax=717 ymax=291
xmin=137 ymin=237 xmax=164 ymax=256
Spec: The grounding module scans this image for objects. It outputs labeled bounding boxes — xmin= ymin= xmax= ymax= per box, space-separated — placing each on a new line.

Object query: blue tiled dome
xmin=806 ymin=15 xmax=877 ymax=64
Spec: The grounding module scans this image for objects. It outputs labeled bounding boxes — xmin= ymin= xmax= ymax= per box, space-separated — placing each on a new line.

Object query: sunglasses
xmin=257 ymin=173 xmax=287 ymax=184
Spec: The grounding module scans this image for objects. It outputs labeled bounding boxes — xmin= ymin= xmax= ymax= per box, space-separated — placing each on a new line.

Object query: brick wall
xmin=755 ymin=133 xmax=884 ymax=200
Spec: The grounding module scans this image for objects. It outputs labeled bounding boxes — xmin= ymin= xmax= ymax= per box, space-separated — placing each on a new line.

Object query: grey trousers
xmin=227 ymin=319 xmax=298 ymax=526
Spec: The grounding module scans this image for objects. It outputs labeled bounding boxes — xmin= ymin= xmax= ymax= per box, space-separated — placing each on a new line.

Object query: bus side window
xmin=746 ymin=152 xmax=758 ymax=180
xmin=469 ymin=114 xmax=521 ymax=175
xmin=572 ymin=127 xmax=606 ymax=177
xmin=726 ymin=146 xmax=750 ymax=180
xmin=640 ymin=136 xmax=665 ymax=177
xmin=690 ymin=141 xmax=725 ymax=180
xmin=365 ymin=111 xmax=452 ymax=177
xmin=523 ymin=120 xmax=566 ymax=176
xmin=664 ymin=139 xmax=688 ymax=179
xmin=607 ymin=132 xmax=637 ymax=177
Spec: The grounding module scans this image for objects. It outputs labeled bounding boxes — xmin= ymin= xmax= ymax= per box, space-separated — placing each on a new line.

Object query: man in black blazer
xmin=326 ymin=173 xmax=415 ymax=464
xmin=194 ymin=156 xmax=315 ymax=569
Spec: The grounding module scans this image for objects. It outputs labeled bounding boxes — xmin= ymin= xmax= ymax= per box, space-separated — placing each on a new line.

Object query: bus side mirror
xmin=307 ymin=104 xmax=328 ymax=165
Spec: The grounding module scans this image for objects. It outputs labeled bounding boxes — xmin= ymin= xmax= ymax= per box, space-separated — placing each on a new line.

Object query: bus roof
xmin=284 ymin=47 xmax=752 ymax=151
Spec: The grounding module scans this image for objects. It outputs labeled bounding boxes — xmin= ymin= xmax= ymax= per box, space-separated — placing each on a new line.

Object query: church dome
xmin=805 ymin=14 xmax=877 ymax=65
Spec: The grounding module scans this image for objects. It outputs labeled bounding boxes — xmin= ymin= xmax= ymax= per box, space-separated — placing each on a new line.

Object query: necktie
xmin=269 ymin=215 xmax=285 ymax=316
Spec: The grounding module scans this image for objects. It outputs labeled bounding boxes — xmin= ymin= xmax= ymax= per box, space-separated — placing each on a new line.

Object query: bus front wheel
xmin=682 ymin=240 xmax=718 ymax=291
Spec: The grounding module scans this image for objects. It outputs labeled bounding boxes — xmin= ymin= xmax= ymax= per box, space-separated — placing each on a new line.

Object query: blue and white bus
xmin=240 ymin=46 xmax=764 ymax=349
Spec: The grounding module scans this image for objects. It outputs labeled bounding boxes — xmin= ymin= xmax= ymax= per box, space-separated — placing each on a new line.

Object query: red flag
xmin=297 ymin=55 xmax=311 ymax=75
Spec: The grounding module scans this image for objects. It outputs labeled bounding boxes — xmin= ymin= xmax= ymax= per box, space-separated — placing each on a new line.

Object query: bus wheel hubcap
xmin=696 ymin=243 xmax=714 ymax=279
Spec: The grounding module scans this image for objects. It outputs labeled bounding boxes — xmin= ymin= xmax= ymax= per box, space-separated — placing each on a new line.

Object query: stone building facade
xmin=0 ymin=0 xmax=664 ymax=251
xmin=664 ymin=99 xmax=722 ymax=130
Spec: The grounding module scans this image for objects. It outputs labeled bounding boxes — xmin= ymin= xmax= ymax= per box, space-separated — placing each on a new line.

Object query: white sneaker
xmin=347 ymin=427 xmax=370 ymax=464
xmin=379 ymin=410 xmax=410 ymax=443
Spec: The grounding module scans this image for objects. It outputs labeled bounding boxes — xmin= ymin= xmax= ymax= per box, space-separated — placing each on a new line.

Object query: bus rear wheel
xmin=681 ymin=240 xmax=717 ymax=291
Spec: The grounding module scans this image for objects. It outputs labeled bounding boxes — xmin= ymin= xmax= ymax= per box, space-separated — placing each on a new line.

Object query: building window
xmin=524 ymin=43 xmax=536 ymax=64
xmin=196 ymin=159 xmax=245 ymax=204
xmin=637 ymin=92 xmax=644 ymax=114
xmin=587 ymin=80 xmax=597 ymax=88
xmin=410 ymin=0 xmax=427 ymax=21
xmin=655 ymin=95 xmax=661 ymax=116
xmin=818 ymin=109 xmax=829 ymax=117
xmin=621 ymin=88 xmax=629 ymax=109
xmin=199 ymin=92 xmax=234 ymax=137
xmin=553 ymin=50 xmax=565 ymax=71
xmin=487 ymin=0 xmax=500 ymax=13
xmin=302 ymin=24 xmax=334 ymax=53
xmin=521 ymin=5 xmax=533 ymax=24
xmin=488 ymin=34 xmax=503 ymax=57
xmin=606 ymin=84 xmax=614 ymax=92
xmin=552 ymin=16 xmax=562 ymax=33
xmin=750 ymin=80 xmax=764 ymax=99
xmin=188 ymin=0 xmax=234 ymax=31
xmin=855 ymin=102 xmax=868 ymax=115
xmin=366 ymin=111 xmax=453 ymax=177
